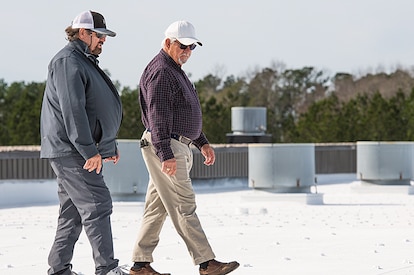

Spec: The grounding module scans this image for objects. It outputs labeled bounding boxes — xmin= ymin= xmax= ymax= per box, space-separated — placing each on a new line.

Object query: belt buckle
xmin=178 ymin=135 xmax=191 ymax=145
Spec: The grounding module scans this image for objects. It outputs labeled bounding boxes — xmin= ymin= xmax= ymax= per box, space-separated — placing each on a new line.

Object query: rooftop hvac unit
xmin=103 ymin=139 xmax=149 ymax=199
xmin=248 ymin=143 xmax=315 ymax=192
xmin=227 ymin=107 xmax=272 ymax=143
xmin=357 ymin=141 xmax=413 ymax=185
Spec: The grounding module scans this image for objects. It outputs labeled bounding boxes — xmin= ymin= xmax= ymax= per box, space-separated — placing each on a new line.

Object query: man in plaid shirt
xmin=129 ymin=20 xmax=239 ymax=275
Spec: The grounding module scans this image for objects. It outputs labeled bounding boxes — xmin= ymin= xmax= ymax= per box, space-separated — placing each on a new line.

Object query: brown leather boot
xmin=129 ymin=263 xmax=170 ymax=275
xmin=199 ymin=259 xmax=240 ymax=275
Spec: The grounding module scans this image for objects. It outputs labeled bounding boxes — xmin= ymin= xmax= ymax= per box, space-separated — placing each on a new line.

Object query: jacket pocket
xmin=93 ymin=119 xmax=103 ymax=144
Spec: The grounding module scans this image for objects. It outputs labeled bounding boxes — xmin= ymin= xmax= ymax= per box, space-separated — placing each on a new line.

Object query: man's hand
xmin=162 ymin=158 xmax=177 ymax=175
xmin=201 ymin=144 xmax=215 ymax=166
xmin=104 ymin=149 xmax=120 ymax=164
xmin=83 ymin=154 xmax=102 ymax=174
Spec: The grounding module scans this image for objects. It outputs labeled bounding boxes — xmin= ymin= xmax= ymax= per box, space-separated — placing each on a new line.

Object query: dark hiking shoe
xmin=199 ymin=259 xmax=240 ymax=275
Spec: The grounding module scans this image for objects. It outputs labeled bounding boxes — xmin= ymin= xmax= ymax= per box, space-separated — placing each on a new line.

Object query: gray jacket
xmin=40 ymin=39 xmax=122 ymax=160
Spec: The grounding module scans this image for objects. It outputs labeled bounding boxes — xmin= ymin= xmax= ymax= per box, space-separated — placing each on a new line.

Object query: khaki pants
xmin=132 ymin=131 xmax=215 ymax=265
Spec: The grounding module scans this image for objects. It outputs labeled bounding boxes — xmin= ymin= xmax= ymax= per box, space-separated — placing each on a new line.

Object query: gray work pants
xmin=132 ymin=131 xmax=215 ymax=265
xmin=47 ymin=155 xmax=118 ymax=275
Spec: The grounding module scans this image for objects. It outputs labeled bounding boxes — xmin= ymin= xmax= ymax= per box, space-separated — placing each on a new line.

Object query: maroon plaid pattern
xmin=139 ymin=50 xmax=208 ymax=161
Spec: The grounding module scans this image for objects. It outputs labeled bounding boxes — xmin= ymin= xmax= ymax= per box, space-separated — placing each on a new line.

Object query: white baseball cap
xmin=164 ymin=20 xmax=202 ymax=46
xmin=71 ymin=10 xmax=116 ymax=37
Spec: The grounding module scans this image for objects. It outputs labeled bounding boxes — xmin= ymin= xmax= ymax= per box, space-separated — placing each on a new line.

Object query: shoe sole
xmin=201 ymin=262 xmax=240 ymax=275
xmin=222 ymin=262 xmax=240 ymax=275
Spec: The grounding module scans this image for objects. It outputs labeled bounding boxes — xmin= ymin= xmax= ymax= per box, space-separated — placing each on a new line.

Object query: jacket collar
xmin=72 ymin=39 xmax=99 ymax=65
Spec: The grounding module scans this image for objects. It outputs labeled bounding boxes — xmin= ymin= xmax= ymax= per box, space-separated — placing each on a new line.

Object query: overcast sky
xmin=2 ymin=0 xmax=414 ymax=88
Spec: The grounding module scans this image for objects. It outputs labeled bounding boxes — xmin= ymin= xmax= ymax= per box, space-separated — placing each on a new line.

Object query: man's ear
xmin=166 ymin=38 xmax=172 ymax=48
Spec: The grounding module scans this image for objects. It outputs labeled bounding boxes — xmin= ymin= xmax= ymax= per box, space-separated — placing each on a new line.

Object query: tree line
xmin=1 ymin=66 xmax=414 ymax=146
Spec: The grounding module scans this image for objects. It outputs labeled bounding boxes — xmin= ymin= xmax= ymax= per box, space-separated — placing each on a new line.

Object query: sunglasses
xmin=95 ymin=32 xmax=106 ymax=39
xmin=174 ymin=40 xmax=196 ymax=50
xmin=88 ymin=30 xmax=106 ymax=39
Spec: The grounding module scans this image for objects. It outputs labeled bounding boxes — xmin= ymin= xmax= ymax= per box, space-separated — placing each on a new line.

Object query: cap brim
xmin=177 ymin=37 xmax=202 ymax=46
xmin=92 ymin=28 xmax=116 ymax=37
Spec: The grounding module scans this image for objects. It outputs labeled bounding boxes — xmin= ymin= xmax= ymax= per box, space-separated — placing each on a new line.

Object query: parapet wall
xmin=0 ymin=142 xmax=356 ymax=180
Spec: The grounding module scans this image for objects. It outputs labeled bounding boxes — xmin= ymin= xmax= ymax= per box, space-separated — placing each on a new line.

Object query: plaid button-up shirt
xmin=139 ymin=50 xmax=209 ymax=162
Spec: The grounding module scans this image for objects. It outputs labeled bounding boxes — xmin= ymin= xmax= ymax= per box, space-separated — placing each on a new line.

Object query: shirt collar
xmin=160 ymin=49 xmax=182 ymax=71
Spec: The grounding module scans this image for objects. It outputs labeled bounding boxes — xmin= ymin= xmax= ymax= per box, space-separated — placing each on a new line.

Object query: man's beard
xmin=91 ymin=44 xmax=103 ymax=55
xmin=178 ymin=54 xmax=189 ymax=65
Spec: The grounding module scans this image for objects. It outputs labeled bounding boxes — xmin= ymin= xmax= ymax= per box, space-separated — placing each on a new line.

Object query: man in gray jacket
xmin=40 ymin=10 xmax=125 ymax=275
